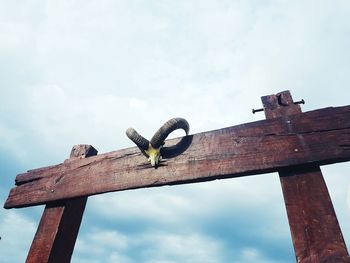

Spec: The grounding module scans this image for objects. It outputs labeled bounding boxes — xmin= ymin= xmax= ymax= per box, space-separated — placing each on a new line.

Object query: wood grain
xmin=263 ymin=90 xmax=350 ymax=263
xmin=4 ymin=105 xmax=350 ymax=209
xmin=25 ymin=145 xmax=97 ymax=263
xmin=280 ymin=166 xmax=350 ymax=263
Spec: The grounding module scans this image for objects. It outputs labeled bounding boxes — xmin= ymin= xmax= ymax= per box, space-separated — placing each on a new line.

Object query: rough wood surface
xmin=263 ymin=90 xmax=349 ymax=263
xmin=25 ymin=145 xmax=97 ymax=263
xmin=4 ymin=105 xmax=350 ymax=209
xmin=280 ymin=166 xmax=350 ymax=263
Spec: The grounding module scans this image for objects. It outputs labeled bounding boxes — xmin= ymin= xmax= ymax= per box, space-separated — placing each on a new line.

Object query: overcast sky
xmin=1 ymin=1 xmax=350 ymax=262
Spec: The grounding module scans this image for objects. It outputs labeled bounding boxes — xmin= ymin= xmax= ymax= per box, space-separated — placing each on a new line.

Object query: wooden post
xmin=25 ymin=145 xmax=97 ymax=263
xmin=262 ymin=91 xmax=350 ymax=263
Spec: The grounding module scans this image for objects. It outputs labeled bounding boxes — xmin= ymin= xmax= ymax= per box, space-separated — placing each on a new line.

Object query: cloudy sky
xmin=1 ymin=1 xmax=350 ymax=262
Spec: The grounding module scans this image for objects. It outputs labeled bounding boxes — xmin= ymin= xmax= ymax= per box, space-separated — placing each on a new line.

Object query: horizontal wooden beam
xmin=4 ymin=105 xmax=350 ymax=209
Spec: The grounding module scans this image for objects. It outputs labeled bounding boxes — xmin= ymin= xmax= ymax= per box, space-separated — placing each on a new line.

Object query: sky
xmin=0 ymin=0 xmax=350 ymax=262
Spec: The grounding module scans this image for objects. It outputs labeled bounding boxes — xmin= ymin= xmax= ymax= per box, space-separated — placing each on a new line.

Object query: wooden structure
xmin=3 ymin=90 xmax=350 ymax=262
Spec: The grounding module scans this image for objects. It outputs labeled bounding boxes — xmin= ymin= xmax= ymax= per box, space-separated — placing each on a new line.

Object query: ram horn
xmin=150 ymin=117 xmax=190 ymax=149
xmin=126 ymin=128 xmax=150 ymax=151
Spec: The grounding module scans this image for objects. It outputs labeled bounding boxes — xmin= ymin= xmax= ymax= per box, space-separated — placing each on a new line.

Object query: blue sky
xmin=1 ymin=1 xmax=350 ymax=262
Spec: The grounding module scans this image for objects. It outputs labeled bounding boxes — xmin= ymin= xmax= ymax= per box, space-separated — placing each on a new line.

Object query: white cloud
xmin=323 ymin=163 xmax=350 ymax=246
xmin=0 ymin=211 xmax=37 ymax=263
xmin=1 ymin=1 xmax=350 ymax=262
xmin=2 ymin=0 xmax=350 ymax=159
xmin=237 ymin=247 xmax=283 ymax=263
xmin=139 ymin=232 xmax=222 ymax=263
xmin=88 ymin=173 xmax=286 ymax=225
xmin=75 ymin=229 xmax=129 ymax=257
xmin=74 ymin=229 xmax=222 ymax=263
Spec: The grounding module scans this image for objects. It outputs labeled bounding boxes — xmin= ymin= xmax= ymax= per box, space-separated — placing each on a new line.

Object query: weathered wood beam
xmin=25 ymin=145 xmax=97 ymax=263
xmin=262 ymin=91 xmax=350 ymax=263
xmin=280 ymin=166 xmax=350 ymax=263
xmin=4 ymin=105 xmax=350 ymax=209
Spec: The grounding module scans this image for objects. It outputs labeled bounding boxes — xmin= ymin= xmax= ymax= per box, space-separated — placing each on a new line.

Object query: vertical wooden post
xmin=262 ymin=91 xmax=350 ymax=263
xmin=25 ymin=145 xmax=97 ymax=263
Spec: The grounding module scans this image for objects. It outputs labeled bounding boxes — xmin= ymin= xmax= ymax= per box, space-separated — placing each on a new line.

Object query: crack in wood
xmin=294 ymin=126 xmax=350 ymax=135
xmin=105 ymin=152 xmax=140 ymax=160
xmin=15 ymin=176 xmax=43 ymax=186
xmin=77 ymin=163 xmax=93 ymax=169
xmin=54 ymin=174 xmax=65 ymax=185
xmin=339 ymin=144 xmax=350 ymax=150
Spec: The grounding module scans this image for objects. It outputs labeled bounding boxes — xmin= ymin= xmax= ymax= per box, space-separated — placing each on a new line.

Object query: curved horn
xmin=150 ymin=118 xmax=189 ymax=149
xmin=126 ymin=128 xmax=150 ymax=151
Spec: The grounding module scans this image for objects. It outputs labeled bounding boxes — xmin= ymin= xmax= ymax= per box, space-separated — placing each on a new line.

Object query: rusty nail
xmin=252 ymin=108 xmax=264 ymax=114
xmin=294 ymin=99 xmax=305 ymax=105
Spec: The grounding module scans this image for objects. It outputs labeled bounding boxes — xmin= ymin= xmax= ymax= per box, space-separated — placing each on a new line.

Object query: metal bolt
xmin=294 ymin=99 xmax=305 ymax=105
xmin=252 ymin=108 xmax=264 ymax=114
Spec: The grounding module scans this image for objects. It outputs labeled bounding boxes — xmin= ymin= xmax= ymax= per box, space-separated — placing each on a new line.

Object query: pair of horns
xmin=126 ymin=118 xmax=190 ymax=151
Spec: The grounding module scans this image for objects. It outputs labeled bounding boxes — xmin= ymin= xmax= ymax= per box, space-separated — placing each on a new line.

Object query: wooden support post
xmin=25 ymin=145 xmax=97 ymax=263
xmin=262 ymin=91 xmax=350 ymax=263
